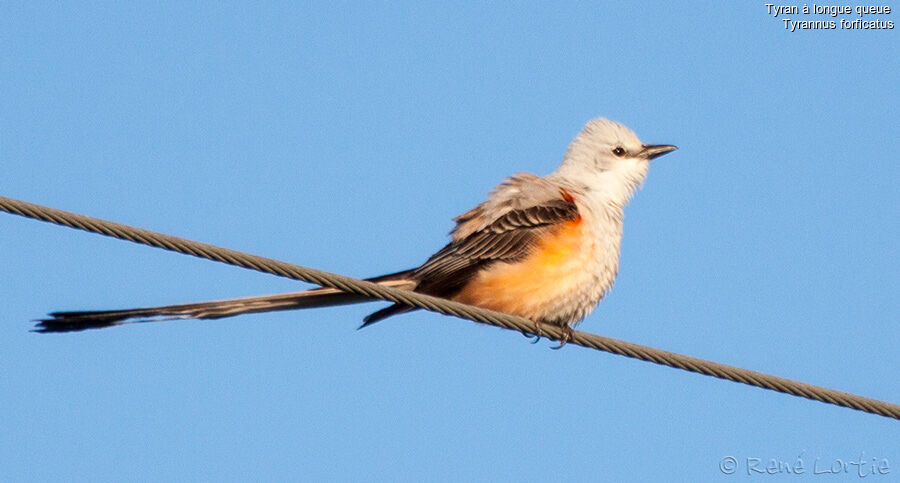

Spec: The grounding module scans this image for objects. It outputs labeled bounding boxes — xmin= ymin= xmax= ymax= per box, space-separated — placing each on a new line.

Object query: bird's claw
xmin=529 ymin=319 xmax=544 ymax=344
xmin=550 ymin=326 xmax=573 ymax=350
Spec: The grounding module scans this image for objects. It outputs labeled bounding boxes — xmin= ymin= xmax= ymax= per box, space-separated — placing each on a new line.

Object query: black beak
xmin=640 ymin=144 xmax=678 ymax=160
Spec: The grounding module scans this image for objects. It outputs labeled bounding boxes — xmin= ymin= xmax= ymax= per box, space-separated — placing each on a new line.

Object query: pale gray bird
xmin=36 ymin=118 xmax=676 ymax=340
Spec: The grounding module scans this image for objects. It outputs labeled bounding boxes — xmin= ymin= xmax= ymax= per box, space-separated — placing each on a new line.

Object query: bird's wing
xmin=451 ymin=173 xmax=568 ymax=240
xmin=412 ymin=174 xmax=581 ymax=297
xmin=360 ymin=175 xmax=580 ymax=326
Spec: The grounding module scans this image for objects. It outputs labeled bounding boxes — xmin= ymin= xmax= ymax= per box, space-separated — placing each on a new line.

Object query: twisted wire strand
xmin=2 ymin=194 xmax=898 ymax=420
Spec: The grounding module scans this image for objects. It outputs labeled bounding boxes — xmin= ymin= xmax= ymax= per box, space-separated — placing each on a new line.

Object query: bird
xmin=35 ymin=118 xmax=676 ymax=343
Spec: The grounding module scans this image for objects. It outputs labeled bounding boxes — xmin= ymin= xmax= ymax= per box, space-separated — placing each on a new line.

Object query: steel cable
xmin=2 ymin=194 xmax=898 ymax=420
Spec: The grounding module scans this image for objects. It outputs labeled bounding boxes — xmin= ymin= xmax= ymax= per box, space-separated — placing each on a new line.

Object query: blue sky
xmin=2 ymin=2 xmax=898 ymax=481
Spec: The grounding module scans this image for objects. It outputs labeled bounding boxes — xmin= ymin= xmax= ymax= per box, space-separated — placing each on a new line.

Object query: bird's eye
xmin=612 ymin=147 xmax=626 ymax=157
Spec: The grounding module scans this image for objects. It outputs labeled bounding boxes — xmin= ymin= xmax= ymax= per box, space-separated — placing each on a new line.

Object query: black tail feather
xmin=35 ymin=270 xmax=419 ymax=333
xmin=359 ymin=304 xmax=417 ymax=329
xmin=34 ymin=311 xmax=185 ymax=333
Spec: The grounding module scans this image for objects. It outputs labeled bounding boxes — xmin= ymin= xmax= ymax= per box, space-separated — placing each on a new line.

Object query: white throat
xmin=549 ymin=157 xmax=649 ymax=211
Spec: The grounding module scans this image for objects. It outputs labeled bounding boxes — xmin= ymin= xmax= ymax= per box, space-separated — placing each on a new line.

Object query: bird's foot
xmin=550 ymin=325 xmax=573 ymax=350
xmin=529 ymin=319 xmax=544 ymax=344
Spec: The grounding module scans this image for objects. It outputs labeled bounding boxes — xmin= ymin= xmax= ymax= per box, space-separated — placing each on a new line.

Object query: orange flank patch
xmin=453 ymin=218 xmax=586 ymax=318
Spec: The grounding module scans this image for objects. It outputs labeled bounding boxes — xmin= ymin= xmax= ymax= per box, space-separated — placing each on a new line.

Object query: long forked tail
xmin=35 ymin=275 xmax=416 ymax=333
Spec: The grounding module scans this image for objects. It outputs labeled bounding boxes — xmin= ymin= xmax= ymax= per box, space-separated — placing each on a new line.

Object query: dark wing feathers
xmin=360 ymin=199 xmax=579 ymax=326
xmin=411 ymin=200 xmax=579 ymax=296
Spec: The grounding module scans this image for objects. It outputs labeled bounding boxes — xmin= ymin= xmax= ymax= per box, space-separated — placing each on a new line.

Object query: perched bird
xmin=36 ymin=118 xmax=676 ymax=343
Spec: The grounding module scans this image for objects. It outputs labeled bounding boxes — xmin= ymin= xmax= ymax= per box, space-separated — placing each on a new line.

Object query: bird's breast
xmin=453 ymin=213 xmax=618 ymax=326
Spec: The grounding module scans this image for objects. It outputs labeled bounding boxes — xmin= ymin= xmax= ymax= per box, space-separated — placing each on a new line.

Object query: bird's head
xmin=554 ymin=118 xmax=676 ymax=206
